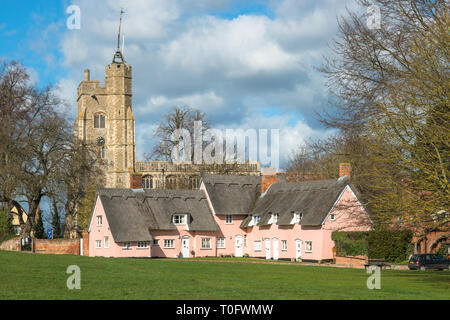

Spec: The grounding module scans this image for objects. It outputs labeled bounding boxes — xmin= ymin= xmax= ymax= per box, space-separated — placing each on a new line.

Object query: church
xmin=73 ymin=27 xmax=259 ymax=190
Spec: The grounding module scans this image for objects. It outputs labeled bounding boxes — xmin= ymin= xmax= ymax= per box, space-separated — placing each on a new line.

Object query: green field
xmin=0 ymin=250 xmax=449 ymax=299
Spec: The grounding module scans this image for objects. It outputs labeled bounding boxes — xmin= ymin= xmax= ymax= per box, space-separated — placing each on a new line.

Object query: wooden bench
xmin=364 ymin=258 xmax=391 ymax=270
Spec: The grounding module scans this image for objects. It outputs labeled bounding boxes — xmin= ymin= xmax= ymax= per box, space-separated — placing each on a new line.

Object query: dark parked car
xmin=408 ymin=254 xmax=450 ymax=270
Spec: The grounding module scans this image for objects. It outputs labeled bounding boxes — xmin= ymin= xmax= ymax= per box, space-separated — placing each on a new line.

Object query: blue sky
xmin=1 ymin=0 xmax=360 ymax=228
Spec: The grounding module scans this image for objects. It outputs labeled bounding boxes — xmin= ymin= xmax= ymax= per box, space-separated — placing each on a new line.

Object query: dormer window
xmin=252 ymin=215 xmax=260 ymax=224
xmin=94 ymin=114 xmax=105 ymax=128
xmin=172 ymin=214 xmax=187 ymax=225
xmin=272 ymin=213 xmax=279 ymax=223
xmin=292 ymin=212 xmax=303 ymax=224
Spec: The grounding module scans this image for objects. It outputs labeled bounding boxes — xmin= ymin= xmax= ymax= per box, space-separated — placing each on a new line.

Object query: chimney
xmin=261 ymin=167 xmax=277 ymax=194
xmin=339 ymin=163 xmax=351 ymax=179
xmin=84 ymin=69 xmax=90 ymax=81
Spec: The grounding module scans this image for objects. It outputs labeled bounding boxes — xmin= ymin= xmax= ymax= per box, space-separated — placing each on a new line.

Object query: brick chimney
xmin=339 ymin=163 xmax=351 ymax=179
xmin=261 ymin=167 xmax=277 ymax=194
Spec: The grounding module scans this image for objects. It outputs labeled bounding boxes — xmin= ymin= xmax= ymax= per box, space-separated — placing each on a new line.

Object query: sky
xmin=1 ymin=0 xmax=362 ymax=224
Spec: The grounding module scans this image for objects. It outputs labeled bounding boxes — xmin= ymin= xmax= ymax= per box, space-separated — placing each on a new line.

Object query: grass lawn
xmin=0 ymin=250 xmax=449 ymax=300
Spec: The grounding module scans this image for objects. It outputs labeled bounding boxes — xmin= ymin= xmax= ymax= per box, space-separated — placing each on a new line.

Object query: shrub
xmin=332 ymin=230 xmax=413 ymax=263
xmin=332 ymin=231 xmax=369 ymax=256
xmin=367 ymin=229 xmax=413 ymax=263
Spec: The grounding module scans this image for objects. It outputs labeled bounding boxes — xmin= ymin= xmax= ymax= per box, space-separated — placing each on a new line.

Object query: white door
xmin=273 ymin=238 xmax=279 ymax=260
xmin=235 ymin=235 xmax=243 ymax=257
xmin=265 ymin=238 xmax=271 ymax=259
xmin=296 ymin=239 xmax=302 ymax=260
xmin=181 ymin=237 xmax=190 ymax=258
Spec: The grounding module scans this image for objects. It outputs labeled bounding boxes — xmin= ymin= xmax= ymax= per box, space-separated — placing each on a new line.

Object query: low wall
xmin=335 ymin=255 xmax=368 ymax=269
xmin=0 ymin=238 xmax=21 ymax=252
xmin=33 ymin=238 xmax=80 ymax=255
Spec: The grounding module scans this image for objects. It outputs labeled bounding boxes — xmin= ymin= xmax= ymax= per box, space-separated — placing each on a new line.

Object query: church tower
xmin=74 ymin=10 xmax=136 ymax=188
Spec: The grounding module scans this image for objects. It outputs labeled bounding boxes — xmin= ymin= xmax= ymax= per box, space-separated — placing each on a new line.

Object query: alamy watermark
xmin=170 ymin=121 xmax=279 ymax=169
xmin=66 ymin=265 xmax=81 ymax=289
xmin=66 ymin=5 xmax=81 ymax=30
xmin=366 ymin=265 xmax=381 ymax=290
xmin=367 ymin=5 xmax=381 ymax=30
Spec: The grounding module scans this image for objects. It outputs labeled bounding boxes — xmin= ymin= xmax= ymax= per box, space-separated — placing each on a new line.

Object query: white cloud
xmin=55 ymin=0 xmax=357 ymax=167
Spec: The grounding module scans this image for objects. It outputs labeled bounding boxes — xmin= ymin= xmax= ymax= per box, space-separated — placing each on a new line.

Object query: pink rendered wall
xmin=213 ymin=215 xmax=247 ymax=256
xmin=321 ymin=186 xmax=372 ymax=260
xmin=88 ymin=197 xmax=150 ymax=258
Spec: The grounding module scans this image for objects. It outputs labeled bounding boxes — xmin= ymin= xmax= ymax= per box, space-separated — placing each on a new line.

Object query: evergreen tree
xmin=51 ymin=209 xmax=61 ymax=238
xmin=32 ymin=211 xmax=45 ymax=239
xmin=0 ymin=209 xmax=14 ymax=239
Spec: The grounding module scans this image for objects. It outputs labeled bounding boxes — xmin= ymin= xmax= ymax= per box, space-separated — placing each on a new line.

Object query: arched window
xmin=189 ymin=176 xmax=200 ymax=189
xmin=101 ymin=146 xmax=106 ymax=159
xmin=165 ymin=175 xmax=177 ymax=189
xmin=142 ymin=175 xmax=153 ymax=189
xmin=94 ymin=114 xmax=106 ymax=128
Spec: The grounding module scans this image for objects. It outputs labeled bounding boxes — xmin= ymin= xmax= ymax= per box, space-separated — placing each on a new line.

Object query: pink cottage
xmin=88 ymin=170 xmax=372 ymax=261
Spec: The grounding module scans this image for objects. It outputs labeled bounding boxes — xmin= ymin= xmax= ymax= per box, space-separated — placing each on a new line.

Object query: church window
xmin=94 ymin=114 xmax=106 ymax=128
xmin=142 ymin=175 xmax=153 ymax=189
xmin=101 ymin=146 xmax=106 ymax=159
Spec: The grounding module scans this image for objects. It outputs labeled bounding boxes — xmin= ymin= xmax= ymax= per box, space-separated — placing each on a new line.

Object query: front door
xmin=265 ymin=238 xmax=271 ymax=259
xmin=235 ymin=235 xmax=243 ymax=257
xmin=181 ymin=237 xmax=190 ymax=258
xmin=273 ymin=238 xmax=279 ymax=260
xmin=296 ymin=239 xmax=302 ymax=260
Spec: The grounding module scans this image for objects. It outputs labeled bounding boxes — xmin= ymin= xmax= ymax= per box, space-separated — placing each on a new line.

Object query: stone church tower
xmin=74 ymin=11 xmax=136 ymax=188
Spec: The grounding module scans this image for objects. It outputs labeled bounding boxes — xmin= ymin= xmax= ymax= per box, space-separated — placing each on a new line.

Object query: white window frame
xmin=97 ymin=215 xmax=102 ymax=226
xmin=172 ymin=214 xmax=187 ymax=225
xmin=217 ymin=238 xmax=226 ymax=249
xmin=305 ymin=241 xmax=312 ymax=253
xmin=330 ymin=214 xmax=336 ymax=221
xmin=253 ymin=215 xmax=260 ymax=224
xmin=225 ymin=215 xmax=233 ymax=224
xmin=137 ymin=241 xmax=149 ymax=249
xmin=95 ymin=240 xmax=102 ymax=249
xmin=201 ymin=238 xmax=212 ymax=250
xmin=281 ymin=240 xmax=287 ymax=251
xmin=152 ymin=239 xmax=159 ymax=246
xmin=104 ymin=236 xmax=109 ymax=249
xmin=122 ymin=242 xmax=131 ymax=250
xmin=254 ymin=241 xmax=262 ymax=252
xmin=164 ymin=239 xmax=175 ymax=249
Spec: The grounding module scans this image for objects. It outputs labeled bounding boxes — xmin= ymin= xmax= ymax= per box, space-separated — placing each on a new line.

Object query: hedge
xmin=332 ymin=230 xmax=413 ymax=263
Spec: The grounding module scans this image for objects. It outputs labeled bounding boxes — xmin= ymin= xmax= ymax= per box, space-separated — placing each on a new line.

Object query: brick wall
xmin=82 ymin=232 xmax=89 ymax=256
xmin=33 ymin=239 xmax=80 ymax=255
xmin=335 ymin=255 xmax=368 ymax=268
xmin=130 ymin=173 xmax=143 ymax=189
xmin=0 ymin=239 xmax=20 ymax=251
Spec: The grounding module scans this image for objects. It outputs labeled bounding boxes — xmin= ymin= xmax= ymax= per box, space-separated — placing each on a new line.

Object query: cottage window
xmin=137 ymin=241 xmax=149 ymax=249
xmin=225 ymin=215 xmax=233 ymax=224
xmin=104 ymin=236 xmax=109 ymax=248
xmin=217 ymin=238 xmax=225 ymax=249
xmin=164 ymin=239 xmax=175 ymax=248
xmin=172 ymin=214 xmax=187 ymax=225
xmin=201 ymin=238 xmax=211 ymax=249
xmin=97 ymin=216 xmax=102 ymax=226
xmin=152 ymin=239 xmax=159 ymax=246
xmin=95 ymin=240 xmax=102 ymax=248
xmin=252 ymin=215 xmax=260 ymax=224
xmin=305 ymin=241 xmax=312 ymax=253
xmin=273 ymin=213 xmax=279 ymax=223
xmin=330 ymin=214 xmax=336 ymax=221
xmin=254 ymin=241 xmax=262 ymax=251
xmin=122 ymin=242 xmax=131 ymax=250
xmin=282 ymin=240 xmax=287 ymax=251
